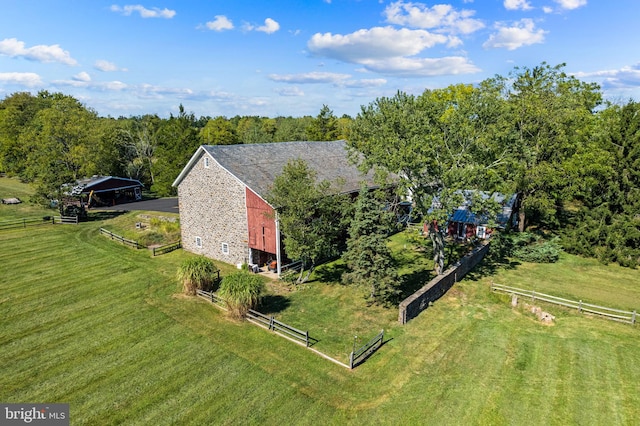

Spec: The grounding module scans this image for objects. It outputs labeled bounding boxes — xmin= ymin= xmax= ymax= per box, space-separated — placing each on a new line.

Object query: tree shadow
xmin=397 ymin=269 xmax=434 ymax=299
xmin=258 ymin=294 xmax=291 ymax=314
xmin=312 ymin=263 xmax=349 ymax=284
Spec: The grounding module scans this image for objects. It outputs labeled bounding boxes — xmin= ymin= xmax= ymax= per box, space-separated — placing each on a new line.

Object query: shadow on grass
xmin=351 ymin=337 xmax=394 ymax=369
xmin=258 ymin=294 xmax=291 ymax=314
xmin=86 ymin=210 xmax=127 ymax=222
xmin=398 ymin=269 xmax=434 ymax=300
xmin=312 ymin=263 xmax=349 ymax=284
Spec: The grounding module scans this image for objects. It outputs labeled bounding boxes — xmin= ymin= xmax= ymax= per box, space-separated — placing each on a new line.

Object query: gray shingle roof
xmin=200 ymin=140 xmax=376 ymax=199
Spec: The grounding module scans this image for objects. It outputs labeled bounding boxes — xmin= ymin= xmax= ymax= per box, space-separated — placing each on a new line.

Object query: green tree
xmin=306 ymin=105 xmax=338 ymax=141
xmin=267 ymin=159 xmax=351 ymax=283
xmin=342 ymin=184 xmax=400 ymax=305
xmin=152 ymin=105 xmax=200 ymax=196
xmin=0 ymin=91 xmax=51 ymax=175
xmin=349 ymin=85 xmax=506 ymax=274
xmin=563 ymin=100 xmax=640 ymax=267
xmin=21 ymin=94 xmax=100 ymax=200
xmin=501 ymin=62 xmax=601 ymax=231
xmin=218 ymin=271 xmax=265 ymax=319
xmin=200 ymin=116 xmax=238 ymax=145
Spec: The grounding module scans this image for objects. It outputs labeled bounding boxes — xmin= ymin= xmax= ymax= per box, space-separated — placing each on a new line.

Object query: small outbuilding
xmin=65 ymin=176 xmax=144 ymax=207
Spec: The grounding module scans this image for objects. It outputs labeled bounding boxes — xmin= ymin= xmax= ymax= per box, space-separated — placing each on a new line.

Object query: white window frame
xmin=195 ymin=236 xmax=202 ymax=248
xmin=221 ymin=242 xmax=229 ymax=255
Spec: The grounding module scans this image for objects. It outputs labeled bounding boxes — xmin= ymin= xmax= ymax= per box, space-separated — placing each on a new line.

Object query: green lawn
xmin=2 ymin=177 xmax=640 ymax=424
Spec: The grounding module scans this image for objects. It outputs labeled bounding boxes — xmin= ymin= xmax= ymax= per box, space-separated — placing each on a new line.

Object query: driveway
xmin=94 ymin=197 xmax=179 ymax=214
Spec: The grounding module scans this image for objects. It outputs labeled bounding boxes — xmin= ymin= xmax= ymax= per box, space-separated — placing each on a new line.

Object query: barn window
xmin=204 ymin=156 xmax=210 ymax=168
xmin=221 ymin=242 xmax=229 ymax=255
xmin=195 ymin=236 xmax=202 ymax=248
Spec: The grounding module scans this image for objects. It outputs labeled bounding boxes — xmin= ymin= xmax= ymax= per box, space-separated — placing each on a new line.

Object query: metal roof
xmin=174 ymin=140 xmax=378 ymax=200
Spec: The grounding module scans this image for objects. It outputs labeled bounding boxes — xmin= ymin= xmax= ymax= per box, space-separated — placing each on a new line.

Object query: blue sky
xmin=1 ymin=0 xmax=639 ymax=118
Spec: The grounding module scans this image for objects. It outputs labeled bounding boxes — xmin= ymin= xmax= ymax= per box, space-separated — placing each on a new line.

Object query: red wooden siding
xmin=246 ymin=188 xmax=277 ymax=255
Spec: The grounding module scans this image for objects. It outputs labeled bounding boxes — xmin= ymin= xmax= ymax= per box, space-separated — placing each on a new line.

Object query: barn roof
xmin=173 ymin=140 xmax=379 ymax=200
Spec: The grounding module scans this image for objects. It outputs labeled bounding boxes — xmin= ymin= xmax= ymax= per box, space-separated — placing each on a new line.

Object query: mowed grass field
xmin=2 ymin=178 xmax=640 ymax=425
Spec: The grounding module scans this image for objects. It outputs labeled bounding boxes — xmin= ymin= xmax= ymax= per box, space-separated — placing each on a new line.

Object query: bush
xmin=218 ymin=271 xmax=265 ymax=320
xmin=491 ymin=232 xmax=561 ymax=264
xmin=177 ymin=256 xmax=220 ymax=295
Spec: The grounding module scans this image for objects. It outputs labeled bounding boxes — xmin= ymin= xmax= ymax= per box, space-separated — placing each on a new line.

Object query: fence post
xmin=349 ymin=352 xmax=354 ymax=369
xmin=532 ymin=290 xmax=535 ymax=302
xmin=305 ymin=331 xmax=309 ymax=347
xmin=579 ymin=300 xmax=582 ymax=313
xmin=269 ymin=316 xmax=274 ymax=330
xmin=632 ymin=310 xmax=636 ymax=325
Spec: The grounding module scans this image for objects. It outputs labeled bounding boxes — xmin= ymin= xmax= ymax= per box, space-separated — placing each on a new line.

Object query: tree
xmin=218 ymin=271 xmax=265 ymax=319
xmin=501 ymin=63 xmax=601 ymax=231
xmin=21 ymin=94 xmax=100 ymax=201
xmin=152 ymin=104 xmax=200 ymax=196
xmin=349 ymin=85 xmax=506 ymax=274
xmin=562 ymin=100 xmax=640 ymax=267
xmin=200 ymin=116 xmax=238 ymax=145
xmin=306 ymin=105 xmax=338 ymax=141
xmin=342 ymin=184 xmax=400 ymax=305
xmin=177 ymin=256 xmax=220 ymax=295
xmin=266 ymin=159 xmax=351 ymax=283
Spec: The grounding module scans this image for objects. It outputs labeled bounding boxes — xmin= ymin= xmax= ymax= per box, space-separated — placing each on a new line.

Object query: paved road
xmin=93 ymin=197 xmax=179 ymax=214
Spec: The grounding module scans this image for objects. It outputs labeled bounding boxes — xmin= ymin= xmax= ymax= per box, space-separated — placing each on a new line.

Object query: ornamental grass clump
xmin=218 ymin=271 xmax=265 ymax=320
xmin=177 ymin=256 xmax=220 ymax=295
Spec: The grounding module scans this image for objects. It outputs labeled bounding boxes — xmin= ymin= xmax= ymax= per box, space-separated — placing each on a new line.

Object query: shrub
xmin=218 ymin=271 xmax=265 ymax=319
xmin=177 ymin=256 xmax=220 ymax=295
xmin=491 ymin=232 xmax=561 ymax=264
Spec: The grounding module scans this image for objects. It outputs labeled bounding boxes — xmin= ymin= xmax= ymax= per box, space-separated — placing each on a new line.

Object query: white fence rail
xmin=491 ymin=283 xmax=637 ymax=325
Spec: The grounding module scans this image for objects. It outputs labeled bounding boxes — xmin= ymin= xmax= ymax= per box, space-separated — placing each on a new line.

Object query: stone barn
xmin=172 ymin=140 xmax=377 ymax=274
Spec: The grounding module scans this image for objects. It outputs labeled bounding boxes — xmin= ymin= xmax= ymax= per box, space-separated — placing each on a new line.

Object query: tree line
xmin=0 ymin=62 xmax=638 ymax=278
xmin=0 ymin=95 xmax=347 ymax=199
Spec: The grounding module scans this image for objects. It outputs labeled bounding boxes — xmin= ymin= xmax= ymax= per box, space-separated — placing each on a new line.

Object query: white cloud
xmin=307 ymin=26 xmax=478 ymax=77
xmin=275 ymin=87 xmax=305 ymax=96
xmin=383 ymin=1 xmax=484 ymax=34
xmin=504 ymin=0 xmax=533 ymax=11
xmin=0 ymin=72 xmax=43 ymax=86
xmin=110 ymin=5 xmax=176 ymax=18
xmin=94 ymin=60 xmax=126 ymax=72
xmin=0 ymin=38 xmax=77 ymax=65
xmin=554 ymin=0 xmax=587 ymax=10
xmin=574 ymin=64 xmax=640 ymax=89
xmin=204 ymin=15 xmax=234 ymax=31
xmin=269 ymin=72 xmax=351 ymax=84
xmin=308 ymin=27 xmax=449 ymax=62
xmin=73 ymin=72 xmax=91 ymax=82
xmin=255 ymin=18 xmax=280 ymax=34
xmin=343 ymin=78 xmax=387 ymax=88
xmin=483 ymin=19 xmax=547 ymax=50
xmin=359 ymin=56 xmax=480 ymax=77
xmin=543 ymin=6 xmax=554 ymax=13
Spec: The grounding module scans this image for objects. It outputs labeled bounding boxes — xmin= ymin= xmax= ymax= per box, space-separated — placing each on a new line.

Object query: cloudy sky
xmin=1 ymin=0 xmax=638 ymax=118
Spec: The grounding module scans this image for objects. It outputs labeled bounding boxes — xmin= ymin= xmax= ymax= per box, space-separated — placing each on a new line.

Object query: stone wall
xmin=177 ymin=150 xmax=249 ymax=266
xmin=398 ymin=242 xmax=489 ymax=324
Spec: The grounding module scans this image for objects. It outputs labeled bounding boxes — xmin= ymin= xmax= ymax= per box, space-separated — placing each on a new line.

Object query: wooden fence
xmin=99 ymin=228 xmax=143 ymax=249
xmin=349 ymin=329 xmax=384 ymax=369
xmin=152 ymin=241 xmax=181 ymax=256
xmin=246 ymin=309 xmax=311 ymax=347
xmin=196 ymin=289 xmax=382 ymax=369
xmin=56 ymin=215 xmax=78 ymax=225
xmin=491 ymin=283 xmax=637 ymax=325
xmin=0 ymin=216 xmax=54 ymax=231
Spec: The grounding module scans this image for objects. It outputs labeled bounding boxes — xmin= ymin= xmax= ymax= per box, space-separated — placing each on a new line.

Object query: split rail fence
xmin=99 ymin=228 xmax=143 ymax=249
xmin=491 ymin=283 xmax=637 ymax=325
xmin=0 ymin=215 xmax=79 ymax=231
xmin=349 ymin=329 xmax=384 ymax=369
xmin=196 ymin=289 xmax=383 ymax=369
